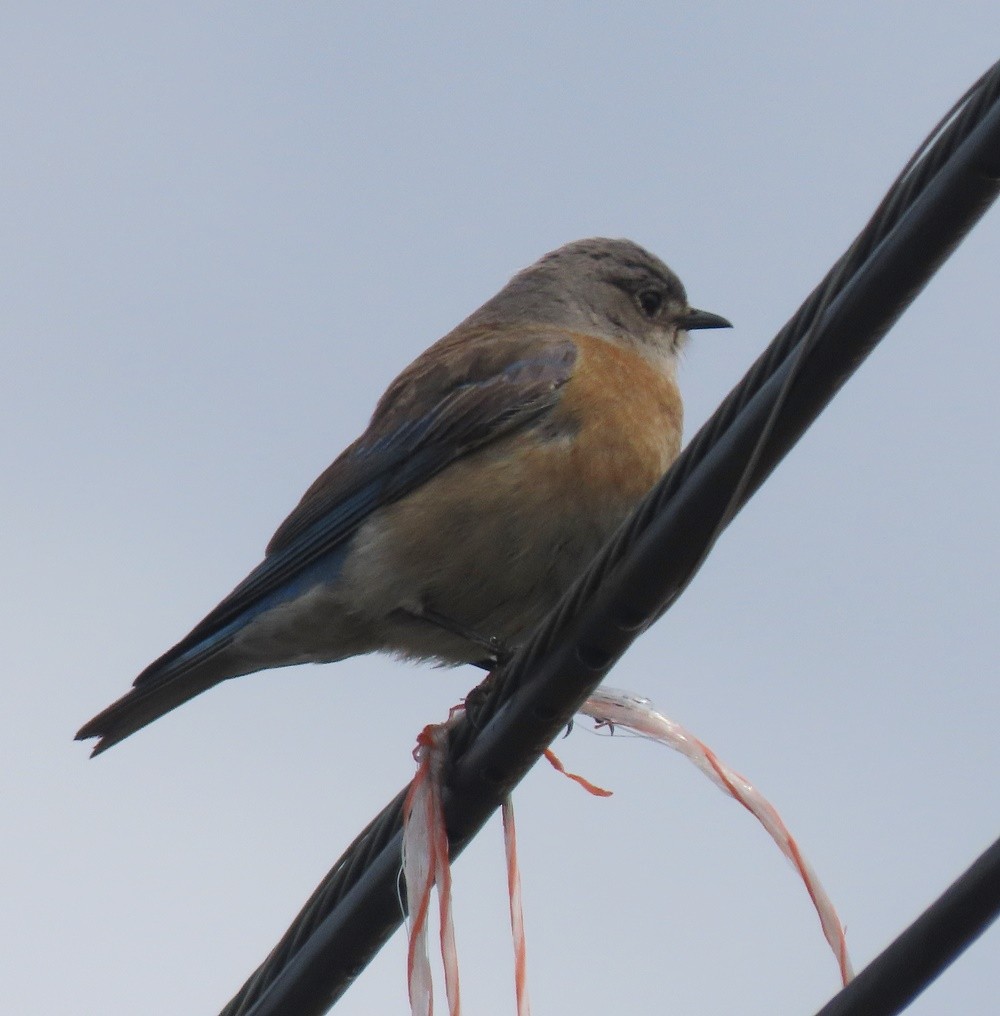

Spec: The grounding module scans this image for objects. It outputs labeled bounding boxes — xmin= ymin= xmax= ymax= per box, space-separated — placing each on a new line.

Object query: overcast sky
xmin=4 ymin=5 xmax=1000 ymax=1015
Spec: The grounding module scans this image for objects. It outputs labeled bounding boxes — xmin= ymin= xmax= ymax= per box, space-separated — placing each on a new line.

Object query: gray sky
xmin=4 ymin=4 xmax=999 ymax=1014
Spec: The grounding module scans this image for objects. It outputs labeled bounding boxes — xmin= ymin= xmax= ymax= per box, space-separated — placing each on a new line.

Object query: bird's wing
xmin=75 ymin=327 xmax=579 ymax=754
xmin=135 ymin=327 xmax=579 ymax=680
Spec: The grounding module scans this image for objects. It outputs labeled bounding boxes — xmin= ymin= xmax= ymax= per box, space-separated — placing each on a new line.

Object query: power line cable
xmin=220 ymin=58 xmax=1000 ymax=1016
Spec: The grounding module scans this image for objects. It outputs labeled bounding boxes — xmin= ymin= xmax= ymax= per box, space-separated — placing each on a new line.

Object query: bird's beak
xmin=679 ymin=308 xmax=732 ymax=331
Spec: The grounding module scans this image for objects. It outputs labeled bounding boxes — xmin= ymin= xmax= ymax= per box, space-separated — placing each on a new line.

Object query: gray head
xmin=465 ymin=237 xmax=730 ymax=363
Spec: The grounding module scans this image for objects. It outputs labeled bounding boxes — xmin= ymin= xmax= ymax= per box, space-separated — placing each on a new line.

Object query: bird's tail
xmin=75 ymin=640 xmax=249 ymax=756
xmin=77 ymin=543 xmax=353 ymax=755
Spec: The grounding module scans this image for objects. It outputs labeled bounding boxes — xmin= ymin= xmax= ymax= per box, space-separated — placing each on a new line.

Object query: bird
xmin=76 ymin=238 xmax=730 ymax=756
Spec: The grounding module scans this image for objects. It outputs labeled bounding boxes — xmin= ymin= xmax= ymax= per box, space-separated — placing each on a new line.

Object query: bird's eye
xmin=637 ymin=289 xmax=663 ymax=318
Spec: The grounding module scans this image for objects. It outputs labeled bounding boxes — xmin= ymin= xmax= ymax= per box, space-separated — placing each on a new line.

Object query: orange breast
xmin=555 ymin=332 xmax=683 ymax=502
xmin=341 ymin=330 xmax=685 ymax=656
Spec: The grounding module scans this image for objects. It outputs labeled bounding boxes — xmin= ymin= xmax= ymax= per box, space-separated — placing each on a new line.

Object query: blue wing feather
xmin=76 ymin=331 xmax=577 ymax=753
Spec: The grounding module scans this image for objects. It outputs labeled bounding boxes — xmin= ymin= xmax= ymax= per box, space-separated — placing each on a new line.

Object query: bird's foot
xmin=395 ymin=605 xmax=511 ymax=668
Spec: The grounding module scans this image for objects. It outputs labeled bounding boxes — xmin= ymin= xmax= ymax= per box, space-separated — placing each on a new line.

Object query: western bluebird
xmin=76 ymin=238 xmax=730 ymax=755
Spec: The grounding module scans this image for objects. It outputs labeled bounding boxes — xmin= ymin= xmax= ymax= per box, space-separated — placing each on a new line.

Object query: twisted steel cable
xmin=220 ymin=58 xmax=1000 ymax=1016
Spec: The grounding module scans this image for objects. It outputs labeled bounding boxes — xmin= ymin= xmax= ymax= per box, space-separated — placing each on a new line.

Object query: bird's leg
xmin=395 ymin=605 xmax=511 ymax=668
